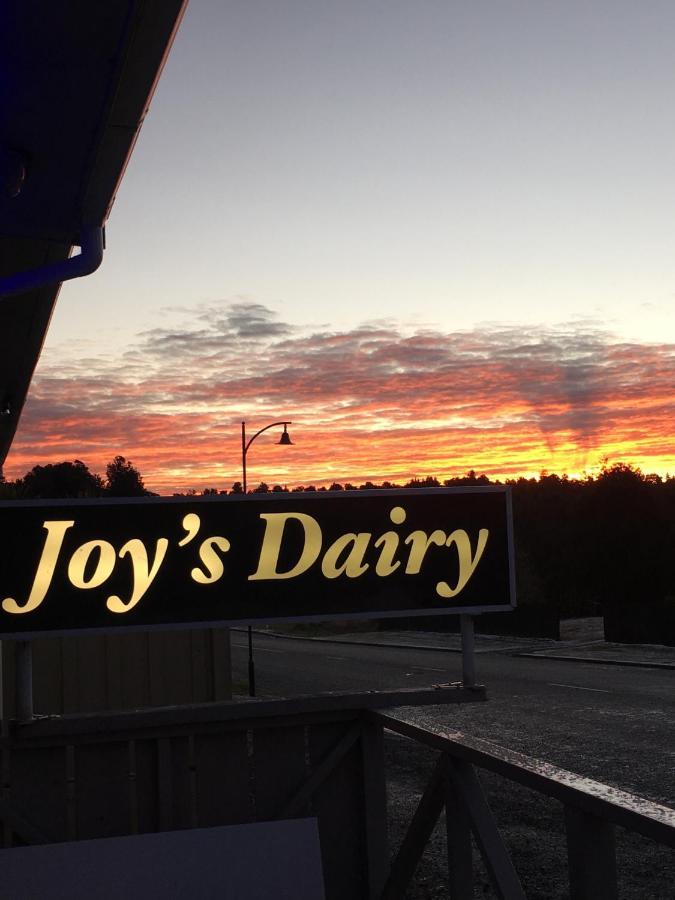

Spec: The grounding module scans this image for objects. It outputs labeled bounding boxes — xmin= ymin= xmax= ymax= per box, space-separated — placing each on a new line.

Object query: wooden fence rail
xmin=0 ymin=696 xmax=673 ymax=898
xmin=0 ymin=689 xmax=477 ymax=899
xmin=373 ymin=711 xmax=675 ymax=899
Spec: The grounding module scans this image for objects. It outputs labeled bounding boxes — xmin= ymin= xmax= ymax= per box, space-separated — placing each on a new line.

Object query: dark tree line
xmin=0 ymin=456 xmax=147 ymax=499
xmin=178 ymin=464 xmax=675 ymax=645
xmin=506 ymin=464 xmax=675 ymax=645
xmin=2 ymin=458 xmax=672 ymax=643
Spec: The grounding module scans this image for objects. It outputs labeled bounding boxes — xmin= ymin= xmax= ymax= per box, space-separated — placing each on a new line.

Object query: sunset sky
xmin=5 ymin=1 xmax=675 ymax=492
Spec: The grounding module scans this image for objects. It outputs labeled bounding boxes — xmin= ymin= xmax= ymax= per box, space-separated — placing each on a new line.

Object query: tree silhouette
xmin=16 ymin=460 xmax=104 ymax=498
xmin=105 ymin=456 xmax=146 ymax=497
xmin=1 ymin=454 xmax=672 ymax=643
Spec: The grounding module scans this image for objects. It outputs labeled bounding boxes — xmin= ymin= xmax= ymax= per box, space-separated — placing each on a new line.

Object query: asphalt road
xmin=231 ymin=630 xmax=675 ymax=807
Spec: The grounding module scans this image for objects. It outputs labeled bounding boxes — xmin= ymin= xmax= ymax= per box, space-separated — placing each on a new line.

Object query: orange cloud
xmin=4 ymin=304 xmax=674 ymax=492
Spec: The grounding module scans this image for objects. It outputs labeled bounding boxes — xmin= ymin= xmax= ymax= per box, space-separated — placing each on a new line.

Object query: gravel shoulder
xmin=382 ymin=714 xmax=675 ymax=899
xmin=255 ymin=626 xmax=675 ymax=896
xmin=265 ymin=625 xmax=675 ymax=668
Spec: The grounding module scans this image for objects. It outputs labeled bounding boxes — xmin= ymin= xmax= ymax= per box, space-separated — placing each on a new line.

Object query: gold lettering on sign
xmin=436 ymin=529 xmax=489 ymax=598
xmin=191 ymin=536 xmax=231 ymax=584
xmin=2 ymin=520 xmax=74 ymax=614
xmin=249 ymin=512 xmax=322 ymax=580
xmin=321 ymin=533 xmax=370 ymax=579
xmin=179 ymin=513 xmax=201 ymax=546
xmin=373 ymin=506 xmax=406 ymax=576
xmin=0 ymin=503 xmax=494 ymax=621
xmin=247 ymin=506 xmax=490 ymax=601
xmin=68 ymin=540 xmax=116 ymax=589
xmin=403 ymin=529 xmax=447 ymax=573
xmin=106 ymin=538 xmax=168 ymax=613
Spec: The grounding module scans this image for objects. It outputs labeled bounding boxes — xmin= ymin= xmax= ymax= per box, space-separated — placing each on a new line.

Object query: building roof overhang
xmin=0 ymin=0 xmax=188 ymax=466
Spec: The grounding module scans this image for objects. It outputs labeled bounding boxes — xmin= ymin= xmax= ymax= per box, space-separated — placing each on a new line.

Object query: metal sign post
xmin=15 ymin=640 xmax=33 ymax=723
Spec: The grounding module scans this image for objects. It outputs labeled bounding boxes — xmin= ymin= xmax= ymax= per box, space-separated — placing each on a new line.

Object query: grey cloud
xmin=12 ymin=302 xmax=675 ymax=485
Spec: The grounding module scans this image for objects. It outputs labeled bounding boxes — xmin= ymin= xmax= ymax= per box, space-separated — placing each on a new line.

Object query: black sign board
xmin=0 ymin=487 xmax=515 ymax=637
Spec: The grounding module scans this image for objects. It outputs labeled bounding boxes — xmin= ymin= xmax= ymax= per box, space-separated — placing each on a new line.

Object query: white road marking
xmin=404 ymin=668 xmax=446 ymax=676
xmin=255 ymin=647 xmax=286 ymax=654
xmin=326 ymin=655 xmax=349 ymax=661
xmin=548 ymin=682 xmax=610 ymax=693
xmin=402 ymin=667 xmax=446 ymax=674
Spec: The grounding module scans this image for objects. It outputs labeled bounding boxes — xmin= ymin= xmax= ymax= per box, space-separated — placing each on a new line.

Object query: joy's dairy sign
xmin=0 ymin=488 xmax=515 ymax=637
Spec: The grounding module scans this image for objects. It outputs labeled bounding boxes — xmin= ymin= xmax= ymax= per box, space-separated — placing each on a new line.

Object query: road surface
xmin=231 ymin=630 xmax=675 ymax=807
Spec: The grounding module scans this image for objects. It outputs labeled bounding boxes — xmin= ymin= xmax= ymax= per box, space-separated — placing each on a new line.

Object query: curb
xmin=241 ymin=628 xmax=464 ymax=655
xmin=515 ymin=652 xmax=675 ymax=671
xmin=239 ymin=628 xmax=675 ymax=670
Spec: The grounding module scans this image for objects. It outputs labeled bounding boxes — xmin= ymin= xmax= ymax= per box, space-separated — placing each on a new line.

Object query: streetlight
xmin=241 ymin=420 xmax=293 ymax=494
xmin=241 ymin=419 xmax=294 ymax=697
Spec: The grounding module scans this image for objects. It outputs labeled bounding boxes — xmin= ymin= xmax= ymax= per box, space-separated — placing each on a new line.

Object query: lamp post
xmin=242 ymin=420 xmax=292 ymax=495
xmin=241 ymin=419 xmax=293 ymax=697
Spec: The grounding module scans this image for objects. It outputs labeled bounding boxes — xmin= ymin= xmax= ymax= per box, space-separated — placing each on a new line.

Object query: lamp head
xmin=278 ymin=424 xmax=293 ymax=445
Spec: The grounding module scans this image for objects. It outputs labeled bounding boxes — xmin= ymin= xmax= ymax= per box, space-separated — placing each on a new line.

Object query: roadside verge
xmin=238 ymin=628 xmax=675 ymax=671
